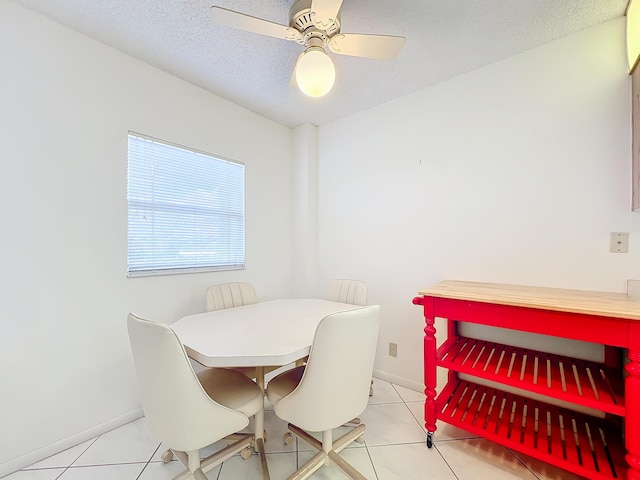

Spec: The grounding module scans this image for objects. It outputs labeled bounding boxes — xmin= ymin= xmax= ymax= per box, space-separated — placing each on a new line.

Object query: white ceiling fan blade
xmin=328 ymin=33 xmax=406 ymax=60
xmin=211 ymin=6 xmax=301 ymax=42
xmin=310 ymin=0 xmax=343 ymax=30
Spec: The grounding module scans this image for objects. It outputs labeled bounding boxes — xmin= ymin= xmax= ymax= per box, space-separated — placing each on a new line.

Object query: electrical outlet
xmin=389 ymin=342 xmax=398 ymax=357
xmin=610 ymin=232 xmax=629 ymax=253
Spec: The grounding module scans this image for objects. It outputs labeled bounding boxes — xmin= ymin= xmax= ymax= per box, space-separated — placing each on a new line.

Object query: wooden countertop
xmin=418 ymin=280 xmax=640 ymax=320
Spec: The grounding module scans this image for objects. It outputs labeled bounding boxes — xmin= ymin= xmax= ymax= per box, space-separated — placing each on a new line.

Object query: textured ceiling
xmin=9 ymin=0 xmax=628 ymax=127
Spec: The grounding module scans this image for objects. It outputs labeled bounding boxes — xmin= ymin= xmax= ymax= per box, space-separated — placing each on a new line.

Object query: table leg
xmin=424 ymin=309 xmax=437 ymax=447
xmin=254 ymin=366 xmax=270 ymax=480
xmin=255 ymin=366 xmax=265 ymax=441
xmin=256 ymin=366 xmax=265 ymax=393
xmin=414 ymin=296 xmax=437 ymax=447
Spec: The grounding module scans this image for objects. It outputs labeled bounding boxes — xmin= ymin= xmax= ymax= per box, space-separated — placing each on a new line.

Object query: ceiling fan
xmin=211 ymin=0 xmax=406 ymax=98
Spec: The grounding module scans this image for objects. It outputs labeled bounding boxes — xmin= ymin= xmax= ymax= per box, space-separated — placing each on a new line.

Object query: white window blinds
xmin=127 ymin=133 xmax=245 ymax=276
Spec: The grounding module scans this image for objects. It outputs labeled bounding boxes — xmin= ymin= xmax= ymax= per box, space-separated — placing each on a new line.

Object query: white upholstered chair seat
xmin=265 ymin=366 xmax=304 ymax=404
xmin=197 ymin=368 xmax=263 ymax=418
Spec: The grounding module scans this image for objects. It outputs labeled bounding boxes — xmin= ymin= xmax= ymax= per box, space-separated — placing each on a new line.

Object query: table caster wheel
xmin=355 ymin=435 xmax=365 ymax=444
xmin=283 ymin=432 xmax=293 ymax=445
xmin=240 ymin=447 xmax=252 ymax=460
xmin=161 ymin=450 xmax=173 ymax=463
xmin=426 ymin=432 xmax=433 ymax=448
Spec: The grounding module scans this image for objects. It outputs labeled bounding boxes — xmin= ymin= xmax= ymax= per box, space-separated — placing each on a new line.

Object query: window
xmin=127 ymin=132 xmax=245 ymax=276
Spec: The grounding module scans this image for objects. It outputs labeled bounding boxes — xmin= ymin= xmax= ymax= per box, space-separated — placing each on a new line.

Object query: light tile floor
xmin=5 ymin=379 xmax=587 ymax=480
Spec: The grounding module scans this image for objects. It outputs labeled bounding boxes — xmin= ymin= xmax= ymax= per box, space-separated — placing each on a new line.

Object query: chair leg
xmin=332 ymin=424 xmax=365 ymax=453
xmin=328 ymin=451 xmax=367 ymax=480
xmin=168 ymin=434 xmax=257 ymax=480
xmin=164 ymin=451 xmax=208 ymax=480
xmin=187 ymin=451 xmax=202 ymax=480
xmin=255 ymin=437 xmax=270 ymax=480
xmin=284 ymin=423 xmax=367 ymax=480
xmin=287 ymin=450 xmax=327 ymax=480
xmin=199 ymin=434 xmax=253 ymax=472
xmin=192 ymin=469 xmax=208 ymax=480
xmin=287 ymin=424 xmax=322 ymax=450
xmin=342 ymin=417 xmax=365 ymax=442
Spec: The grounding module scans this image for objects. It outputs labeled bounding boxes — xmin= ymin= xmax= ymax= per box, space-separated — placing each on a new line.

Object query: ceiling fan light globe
xmin=295 ymin=48 xmax=335 ymax=98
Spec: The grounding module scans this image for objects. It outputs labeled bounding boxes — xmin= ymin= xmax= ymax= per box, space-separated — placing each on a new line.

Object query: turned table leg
xmin=415 ymin=296 xmax=437 ymax=447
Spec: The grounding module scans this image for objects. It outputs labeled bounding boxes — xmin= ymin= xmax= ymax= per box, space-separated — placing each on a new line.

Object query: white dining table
xmin=170 ymin=298 xmax=365 ymax=479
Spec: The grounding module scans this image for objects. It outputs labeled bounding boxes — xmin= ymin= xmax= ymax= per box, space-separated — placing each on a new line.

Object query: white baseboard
xmin=372 ymin=369 xmax=423 ymax=393
xmin=0 ymin=409 xmax=143 ymax=478
xmin=1 ymin=371 xmax=425 ymax=477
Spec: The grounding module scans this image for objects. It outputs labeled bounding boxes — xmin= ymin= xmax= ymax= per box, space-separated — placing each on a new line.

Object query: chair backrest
xmin=273 ymin=305 xmax=380 ymax=432
xmin=206 ymin=282 xmax=258 ymax=312
xmin=127 ymin=314 xmax=248 ymax=452
xmin=325 ymin=279 xmax=367 ymax=306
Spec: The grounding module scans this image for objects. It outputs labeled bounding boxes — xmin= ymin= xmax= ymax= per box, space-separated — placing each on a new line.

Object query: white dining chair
xmin=266 ymin=305 xmax=380 ymax=480
xmin=127 ymin=313 xmax=269 ymax=480
xmin=325 ymin=279 xmax=367 ymax=306
xmin=324 ymin=278 xmax=374 ymax=397
xmin=206 ymin=281 xmax=258 ymax=312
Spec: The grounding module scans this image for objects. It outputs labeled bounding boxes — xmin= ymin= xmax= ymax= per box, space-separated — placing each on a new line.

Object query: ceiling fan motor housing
xmin=289 ymin=0 xmax=341 ymax=45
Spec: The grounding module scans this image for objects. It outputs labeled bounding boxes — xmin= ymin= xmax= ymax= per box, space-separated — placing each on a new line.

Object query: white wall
xmin=292 ymin=124 xmax=319 ymax=298
xmin=0 ymin=1 xmax=293 ymax=474
xmin=317 ymin=18 xmax=638 ymax=390
xmin=2 ymin=1 xmax=637 ymax=474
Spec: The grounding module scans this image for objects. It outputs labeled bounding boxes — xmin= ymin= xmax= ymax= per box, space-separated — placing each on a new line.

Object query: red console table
xmin=413 ymin=280 xmax=640 ymax=480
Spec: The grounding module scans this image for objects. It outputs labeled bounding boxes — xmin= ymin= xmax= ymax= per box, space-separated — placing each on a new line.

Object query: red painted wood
xmin=419 ymin=296 xmax=437 ymax=436
xmin=432 ymin=298 xmax=630 ymax=347
xmin=437 ymin=336 xmax=625 ymax=416
xmin=437 ymin=381 xmax=626 ymax=480
xmin=417 ymin=291 xmax=637 ymax=480
xmin=626 ymin=327 xmax=640 ymax=480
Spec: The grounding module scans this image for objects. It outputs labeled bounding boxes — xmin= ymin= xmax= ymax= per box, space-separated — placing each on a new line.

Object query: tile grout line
xmin=136 ymin=442 xmax=162 ymax=480
xmin=52 ymin=435 xmax=101 ymax=480
xmin=505 ymin=447 xmax=543 ymax=480
xmin=395 ymin=382 xmax=463 ymax=480
xmin=432 ymin=443 xmax=461 ymax=480
xmin=362 ymin=440 xmax=380 ymax=480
